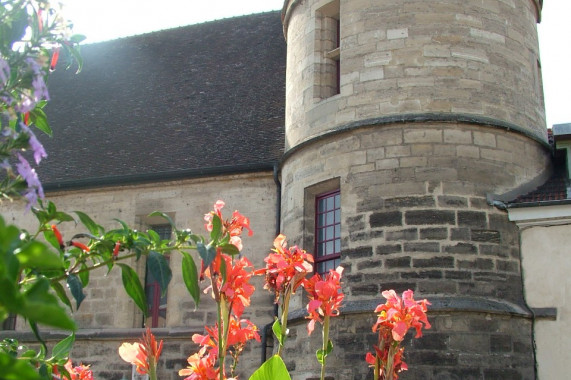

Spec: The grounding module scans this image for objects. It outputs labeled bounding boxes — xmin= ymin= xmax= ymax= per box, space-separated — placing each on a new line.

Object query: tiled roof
xmin=509 ymin=129 xmax=570 ymax=206
xmin=39 ymin=11 xmax=286 ymax=188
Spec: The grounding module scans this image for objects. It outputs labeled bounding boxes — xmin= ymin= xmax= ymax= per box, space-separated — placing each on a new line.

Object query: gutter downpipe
xmin=260 ymin=162 xmax=282 ymax=364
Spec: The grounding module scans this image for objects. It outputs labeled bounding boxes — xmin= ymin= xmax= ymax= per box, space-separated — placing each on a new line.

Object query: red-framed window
xmin=144 ymin=225 xmax=171 ymax=328
xmin=315 ymin=190 xmax=341 ymax=275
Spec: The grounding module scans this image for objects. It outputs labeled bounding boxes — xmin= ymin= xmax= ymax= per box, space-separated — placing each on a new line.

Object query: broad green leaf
xmin=219 ymin=243 xmax=240 ymax=256
xmin=197 ymin=242 xmax=217 ymax=269
xmin=0 ymin=352 xmax=40 ymax=380
xmin=69 ymin=34 xmax=87 ymax=44
xmin=74 ymin=211 xmax=102 ymax=236
xmin=316 ymin=340 xmax=334 ymax=365
xmin=66 ymin=274 xmax=85 ymax=310
xmin=54 ymin=212 xmax=75 ymax=223
xmin=181 ymin=252 xmax=200 ymax=308
xmin=43 ymin=228 xmax=61 ymax=251
xmin=248 ymin=355 xmax=291 ymax=380
xmin=78 ymin=264 xmax=89 ymax=287
xmin=147 ymin=229 xmax=161 ymax=245
xmin=147 ymin=251 xmax=172 ymax=296
xmin=51 ymin=333 xmax=75 ymax=360
xmin=29 ymin=107 xmax=51 ymax=137
xmin=148 ymin=211 xmax=176 ymax=231
xmin=23 ymin=279 xmax=76 ymax=331
xmin=15 ymin=241 xmax=63 ymax=270
xmin=210 ymin=214 xmax=222 ymax=243
xmin=118 ymin=264 xmax=147 ymax=316
xmin=51 ymin=281 xmax=72 ymax=311
xmin=272 ymin=319 xmax=285 ymax=346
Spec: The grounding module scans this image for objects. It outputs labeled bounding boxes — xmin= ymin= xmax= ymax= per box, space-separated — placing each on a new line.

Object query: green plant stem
xmin=320 ymin=315 xmax=330 ymax=380
xmin=148 ymin=360 xmax=157 ymax=380
xmin=385 ymin=344 xmax=397 ymax=380
xmin=277 ymin=288 xmax=292 ymax=357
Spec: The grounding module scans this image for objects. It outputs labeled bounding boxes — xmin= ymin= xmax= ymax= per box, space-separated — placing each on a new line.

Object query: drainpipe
xmin=260 ymin=162 xmax=282 ymax=364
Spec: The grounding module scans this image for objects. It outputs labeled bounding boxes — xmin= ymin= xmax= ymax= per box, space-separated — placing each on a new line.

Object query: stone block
xmin=405 ymin=210 xmax=456 ymax=225
xmin=413 ymin=256 xmax=455 ymax=268
xmin=370 ymin=210 xmax=402 ymax=227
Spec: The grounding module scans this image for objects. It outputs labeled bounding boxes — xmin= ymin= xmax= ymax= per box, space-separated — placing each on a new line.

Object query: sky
xmin=60 ymin=0 xmax=570 ymax=128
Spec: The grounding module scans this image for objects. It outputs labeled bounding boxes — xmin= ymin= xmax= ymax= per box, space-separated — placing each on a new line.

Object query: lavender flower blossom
xmin=20 ymin=122 xmax=47 ymax=164
xmin=16 ymin=153 xmax=44 ymax=209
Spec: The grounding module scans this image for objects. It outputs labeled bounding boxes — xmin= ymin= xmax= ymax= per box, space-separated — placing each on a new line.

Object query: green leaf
xmin=210 ymin=214 xmax=222 ymax=243
xmin=181 ymin=252 xmax=200 ymax=308
xmin=248 ymin=355 xmax=291 ymax=380
xmin=147 ymin=251 xmax=172 ymax=296
xmin=316 ymin=340 xmax=334 ymax=365
xmin=66 ymin=274 xmax=85 ymax=310
xmin=51 ymin=333 xmax=75 ymax=360
xmin=15 ymin=241 xmax=63 ymax=270
xmin=147 ymin=229 xmax=161 ymax=245
xmin=51 ymin=282 xmax=72 ymax=311
xmin=272 ymin=319 xmax=285 ymax=346
xmin=118 ymin=264 xmax=147 ymax=316
xmin=29 ymin=107 xmax=51 ymax=137
xmin=78 ymin=264 xmax=89 ymax=287
xmin=148 ymin=211 xmax=176 ymax=231
xmin=23 ymin=279 xmax=76 ymax=331
xmin=219 ymin=243 xmax=240 ymax=256
xmin=74 ymin=211 xmax=102 ymax=236
xmin=197 ymin=242 xmax=217 ymax=269
xmin=0 ymin=351 xmax=40 ymax=380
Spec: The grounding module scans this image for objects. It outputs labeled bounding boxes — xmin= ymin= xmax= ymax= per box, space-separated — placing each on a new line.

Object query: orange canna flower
xmin=61 ymin=359 xmax=94 ymax=380
xmin=179 ymin=351 xmax=219 ymax=380
xmin=304 ymin=266 xmax=344 ymax=335
xmin=257 ymin=234 xmax=314 ymax=301
xmin=372 ymin=289 xmax=431 ymax=341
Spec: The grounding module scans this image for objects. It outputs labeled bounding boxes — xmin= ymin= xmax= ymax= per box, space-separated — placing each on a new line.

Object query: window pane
xmin=334 ymin=239 xmax=341 ymax=253
xmin=317 ymin=243 xmax=324 ymax=257
xmin=335 ymin=209 xmax=340 ymax=223
xmin=326 ymin=240 xmax=333 ymax=255
xmin=335 ymin=194 xmax=340 ymax=208
xmin=326 ymin=211 xmax=334 ymax=225
xmin=326 ymin=226 xmax=334 ymax=240
xmin=327 ymin=196 xmax=334 ymax=210
xmin=318 ymin=198 xmax=326 ymax=213
xmin=334 ymin=224 xmax=340 ymax=238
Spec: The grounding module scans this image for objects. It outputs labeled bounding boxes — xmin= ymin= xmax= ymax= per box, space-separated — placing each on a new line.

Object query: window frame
xmin=314 ymin=189 xmax=341 ymax=275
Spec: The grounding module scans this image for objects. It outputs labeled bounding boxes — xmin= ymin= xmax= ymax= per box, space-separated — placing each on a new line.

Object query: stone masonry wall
xmin=279 ymin=123 xmax=548 ymax=379
xmin=283 ymin=0 xmax=545 ymax=151
xmin=1 ymin=172 xmax=278 ymax=379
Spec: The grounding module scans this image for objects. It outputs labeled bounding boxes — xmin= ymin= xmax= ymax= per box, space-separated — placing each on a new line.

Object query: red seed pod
xmin=71 ymin=241 xmax=90 ymax=252
xmin=51 ymin=224 xmax=64 ymax=249
xmin=113 ymin=241 xmax=121 ymax=257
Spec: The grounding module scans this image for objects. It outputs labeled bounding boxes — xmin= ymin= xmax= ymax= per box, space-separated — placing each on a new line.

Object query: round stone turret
xmin=280 ymin=0 xmax=547 ymax=378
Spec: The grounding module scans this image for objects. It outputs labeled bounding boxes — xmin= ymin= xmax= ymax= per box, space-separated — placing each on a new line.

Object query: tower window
xmin=315 ymin=0 xmax=341 ymax=100
xmin=315 ymin=190 xmax=341 ymax=275
xmin=144 ymin=224 xmax=172 ymax=328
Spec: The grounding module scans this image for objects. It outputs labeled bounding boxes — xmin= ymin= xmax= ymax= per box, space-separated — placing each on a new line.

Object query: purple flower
xmin=16 ymin=154 xmax=44 ymax=209
xmin=20 ymin=122 xmax=47 ymax=164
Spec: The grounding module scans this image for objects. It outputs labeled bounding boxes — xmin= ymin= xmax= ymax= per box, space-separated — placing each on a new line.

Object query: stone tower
xmin=280 ymin=0 xmax=547 ymax=378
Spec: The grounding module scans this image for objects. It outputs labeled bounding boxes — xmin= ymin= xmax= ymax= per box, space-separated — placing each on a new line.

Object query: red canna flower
xmin=51 ymin=224 xmax=64 ymax=249
xmin=203 ymin=200 xmax=253 ymax=250
xmin=71 ymin=241 xmax=90 ymax=252
xmin=367 ymin=289 xmax=430 ymax=380
xmin=304 ymin=266 xmax=344 ymax=335
xmin=256 ymin=234 xmax=314 ymax=302
xmin=372 ymin=289 xmax=431 ymax=341
xmin=60 ymin=359 xmax=94 ymax=380
xmin=205 ymin=254 xmax=256 ymax=318
xmin=179 ymin=350 xmax=219 ymax=380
